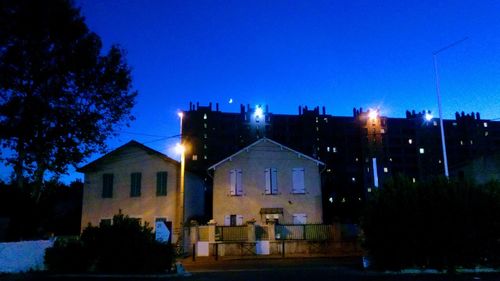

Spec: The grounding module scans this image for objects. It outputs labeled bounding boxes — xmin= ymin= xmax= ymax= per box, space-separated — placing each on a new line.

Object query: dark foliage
xmin=0 ymin=0 xmax=137 ymax=199
xmin=44 ymin=238 xmax=91 ymax=273
xmin=79 ymin=212 xmax=174 ymax=273
xmin=0 ymin=180 xmax=82 ymax=241
xmin=361 ymin=175 xmax=500 ymax=270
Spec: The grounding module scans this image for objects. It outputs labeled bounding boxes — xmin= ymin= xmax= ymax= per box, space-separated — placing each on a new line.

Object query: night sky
xmin=2 ymin=0 xmax=500 ymax=182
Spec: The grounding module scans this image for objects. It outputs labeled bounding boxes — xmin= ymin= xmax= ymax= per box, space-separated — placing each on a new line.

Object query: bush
xmin=44 ymin=238 xmax=91 ymax=272
xmin=45 ymin=211 xmax=174 ymax=273
xmin=361 ymin=176 xmax=500 ymax=270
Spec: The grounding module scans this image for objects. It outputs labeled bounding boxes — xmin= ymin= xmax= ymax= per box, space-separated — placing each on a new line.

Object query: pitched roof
xmin=208 ymin=137 xmax=325 ymax=170
xmin=77 ymin=140 xmax=179 ymax=173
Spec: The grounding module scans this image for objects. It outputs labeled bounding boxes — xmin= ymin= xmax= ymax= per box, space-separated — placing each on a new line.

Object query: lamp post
xmin=432 ymin=37 xmax=468 ymax=178
xmin=177 ymin=112 xmax=185 ymax=252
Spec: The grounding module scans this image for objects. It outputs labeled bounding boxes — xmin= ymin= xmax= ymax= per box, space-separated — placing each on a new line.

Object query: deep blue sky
xmin=2 ymin=0 xmax=500 ymax=182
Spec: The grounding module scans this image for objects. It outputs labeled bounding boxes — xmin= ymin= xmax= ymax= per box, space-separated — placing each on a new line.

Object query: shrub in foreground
xmin=361 ymin=176 xmax=500 ymax=270
xmin=45 ymin=212 xmax=174 ymax=273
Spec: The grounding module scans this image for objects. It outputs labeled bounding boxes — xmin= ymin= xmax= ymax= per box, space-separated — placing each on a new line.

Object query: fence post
xmin=268 ymin=221 xmax=276 ymax=241
xmin=247 ymin=222 xmax=256 ymax=242
xmin=281 ymin=239 xmax=285 ymax=258
xmin=208 ymin=223 xmax=216 ymax=243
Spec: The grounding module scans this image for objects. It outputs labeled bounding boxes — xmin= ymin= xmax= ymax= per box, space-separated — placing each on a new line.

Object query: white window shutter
xmin=236 ymin=215 xmax=244 ymax=226
xmin=271 ymin=168 xmax=278 ymax=194
xmin=265 ymin=168 xmax=271 ymax=194
xmin=236 ymin=169 xmax=243 ymax=195
xmin=229 ymin=169 xmax=236 ymax=195
xmin=224 ymin=215 xmax=231 ymax=226
xmin=292 ymin=168 xmax=305 ymax=193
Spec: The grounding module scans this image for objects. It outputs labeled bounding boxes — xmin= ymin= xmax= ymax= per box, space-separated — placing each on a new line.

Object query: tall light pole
xmin=177 ymin=111 xmax=185 ymax=251
xmin=432 ymin=37 xmax=468 ymax=178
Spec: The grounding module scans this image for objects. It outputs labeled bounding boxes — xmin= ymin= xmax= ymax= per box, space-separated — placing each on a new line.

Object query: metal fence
xmin=275 ymin=224 xmax=340 ymax=241
xmin=216 ymin=226 xmax=247 ymax=241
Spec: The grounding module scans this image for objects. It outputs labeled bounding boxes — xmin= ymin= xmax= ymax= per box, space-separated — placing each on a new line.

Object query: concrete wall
xmin=212 ymin=140 xmax=323 ymax=225
xmin=81 ymin=146 xmax=181 ymax=239
xmin=0 ymin=240 xmax=54 ymax=273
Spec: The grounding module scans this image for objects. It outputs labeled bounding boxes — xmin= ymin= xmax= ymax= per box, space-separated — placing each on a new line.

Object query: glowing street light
xmin=368 ymin=109 xmax=378 ymax=120
xmin=254 ymin=106 xmax=263 ymax=119
xmin=425 ymin=112 xmax=433 ymax=121
xmin=175 ymin=143 xmax=185 ymax=154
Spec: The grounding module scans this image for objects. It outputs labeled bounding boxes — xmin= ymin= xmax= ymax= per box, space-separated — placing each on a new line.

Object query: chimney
xmin=322 ymin=106 xmax=326 ymax=115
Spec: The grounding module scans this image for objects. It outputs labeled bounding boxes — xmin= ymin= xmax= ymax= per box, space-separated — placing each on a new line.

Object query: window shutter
xmin=236 ymin=169 xmax=243 ymax=195
xmin=224 ymin=215 xmax=231 ymax=226
xmin=265 ymin=168 xmax=271 ymax=194
xmin=271 ymin=168 xmax=278 ymax=194
xmin=292 ymin=168 xmax=305 ymax=193
xmin=156 ymin=171 xmax=168 ymax=196
xmin=229 ymin=170 xmax=236 ymax=195
xmin=236 ymin=215 xmax=244 ymax=226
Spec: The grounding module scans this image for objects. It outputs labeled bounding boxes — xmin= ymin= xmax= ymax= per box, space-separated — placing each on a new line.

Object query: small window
xmin=292 ymin=213 xmax=307 ymax=224
xmin=102 ymin=174 xmax=113 ymax=198
xmin=130 ymin=172 xmax=142 ymax=197
xmin=412 ymin=177 xmax=416 ymax=183
xmin=229 ymin=169 xmax=243 ymax=196
xmin=484 ymin=122 xmax=488 ymax=128
xmin=381 ymin=129 xmax=385 ymax=134
xmin=332 ymin=147 xmax=337 ymax=153
xmin=225 ymin=214 xmax=243 ymax=226
xmin=408 ymin=139 xmax=413 ymax=144
xmin=352 ymin=177 xmax=356 ymax=182
xmin=204 ymin=155 xmax=207 ymax=160
xmin=192 ymin=154 xmax=198 ymax=160
xmin=419 ymin=148 xmax=425 ymax=154
xmin=383 ymin=167 xmax=388 ymax=173
xmin=292 ymin=168 xmax=305 ymax=194
xmin=265 ymin=168 xmax=278 ymax=195
xmin=203 ymin=113 xmax=207 ymax=120
xmin=203 ymin=123 xmax=207 ymax=128
xmin=156 ymin=171 xmax=168 ymax=196
xmin=485 ymin=131 xmax=489 ymax=136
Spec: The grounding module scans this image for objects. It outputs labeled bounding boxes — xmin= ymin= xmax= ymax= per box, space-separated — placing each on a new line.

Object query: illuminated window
xmin=292 ymin=213 xmax=307 ymax=224
xmin=327 ymin=147 xmax=330 ymax=152
xmin=332 ymin=147 xmax=337 ymax=153
xmin=351 ymin=177 xmax=356 ymax=182
xmin=156 ymin=171 xmax=168 ymax=196
xmin=381 ymin=129 xmax=385 ymax=134
xmin=419 ymin=148 xmax=425 ymax=154
xmin=485 ymin=131 xmax=489 ymax=136
xmin=367 ymin=188 xmax=372 ymax=192
xmin=204 ymin=123 xmax=207 ymax=128
xmin=460 ymin=140 xmax=464 ymax=145
xmin=326 ymin=168 xmax=332 ymax=173
xmin=355 ymin=157 xmax=359 ymax=162
xmin=316 ymin=127 xmax=319 ymax=131
xmin=203 ymin=113 xmax=207 ymax=120
xmin=470 ymin=140 xmax=473 ymax=144
xmin=412 ymin=177 xmax=416 ymax=183
xmin=102 ymin=174 xmax=113 ymax=198
xmin=452 ymin=122 xmax=457 ymax=126
xmin=389 ymin=158 xmax=393 ymax=162
xmin=130 ymin=172 xmax=142 ymax=197
xmin=341 ymin=198 xmax=346 ymax=203
xmin=433 ymin=121 xmax=438 ymax=126
xmin=204 ymin=133 xmax=207 ymax=139
xmin=408 ymin=139 xmax=413 ymax=144
xmin=192 ymin=155 xmax=198 ymax=161
xmin=484 ymin=122 xmax=488 ymax=128
xmin=315 ymin=117 xmax=319 ymax=123
xmin=324 ymin=118 xmax=328 ymax=123
xmin=439 ymin=159 xmax=442 ymax=164
xmin=204 ymin=144 xmax=207 ymax=149
xmin=204 ymin=155 xmax=207 ymax=160
xmin=384 ymin=167 xmax=388 ymax=173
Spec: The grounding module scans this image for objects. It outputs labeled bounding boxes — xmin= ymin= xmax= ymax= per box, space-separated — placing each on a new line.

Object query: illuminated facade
xmin=182 ymin=102 xmax=500 ymax=222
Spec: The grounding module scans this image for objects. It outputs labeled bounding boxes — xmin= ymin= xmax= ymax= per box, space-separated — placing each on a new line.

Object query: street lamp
xmin=433 ymin=37 xmax=468 ymax=178
xmin=177 ymin=111 xmax=185 ymax=252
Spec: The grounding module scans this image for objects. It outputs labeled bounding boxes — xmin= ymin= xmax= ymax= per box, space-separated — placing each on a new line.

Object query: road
xmin=1 ymin=257 xmax=499 ymax=281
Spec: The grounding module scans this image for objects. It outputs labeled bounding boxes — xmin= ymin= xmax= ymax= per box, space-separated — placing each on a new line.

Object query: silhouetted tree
xmin=0 ymin=0 xmax=137 ymax=200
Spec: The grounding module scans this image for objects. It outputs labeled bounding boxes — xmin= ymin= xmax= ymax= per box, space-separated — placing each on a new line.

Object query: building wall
xmin=81 ymin=146 xmax=180 ymax=238
xmin=212 ymin=140 xmax=323 ymax=225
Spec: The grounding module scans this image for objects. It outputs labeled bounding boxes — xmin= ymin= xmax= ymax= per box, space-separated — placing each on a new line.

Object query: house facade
xmin=209 ymin=138 xmax=324 ymax=226
xmin=78 ymin=141 xmax=204 ymax=243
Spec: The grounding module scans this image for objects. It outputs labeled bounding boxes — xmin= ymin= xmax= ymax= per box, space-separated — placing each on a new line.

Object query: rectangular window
xmin=225 ymin=214 xmax=244 ymax=226
xmin=156 ymin=171 xmax=168 ymax=196
xmin=292 ymin=213 xmax=307 ymax=224
xmin=102 ymin=174 xmax=113 ymax=198
xmin=292 ymin=168 xmax=305 ymax=194
xmin=265 ymin=168 xmax=278 ymax=194
xmin=229 ymin=169 xmax=243 ymax=196
xmin=130 ymin=172 xmax=142 ymax=197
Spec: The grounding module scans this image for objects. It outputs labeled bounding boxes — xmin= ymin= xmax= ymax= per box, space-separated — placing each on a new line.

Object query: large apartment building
xmin=181 ymin=102 xmax=500 ymax=222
